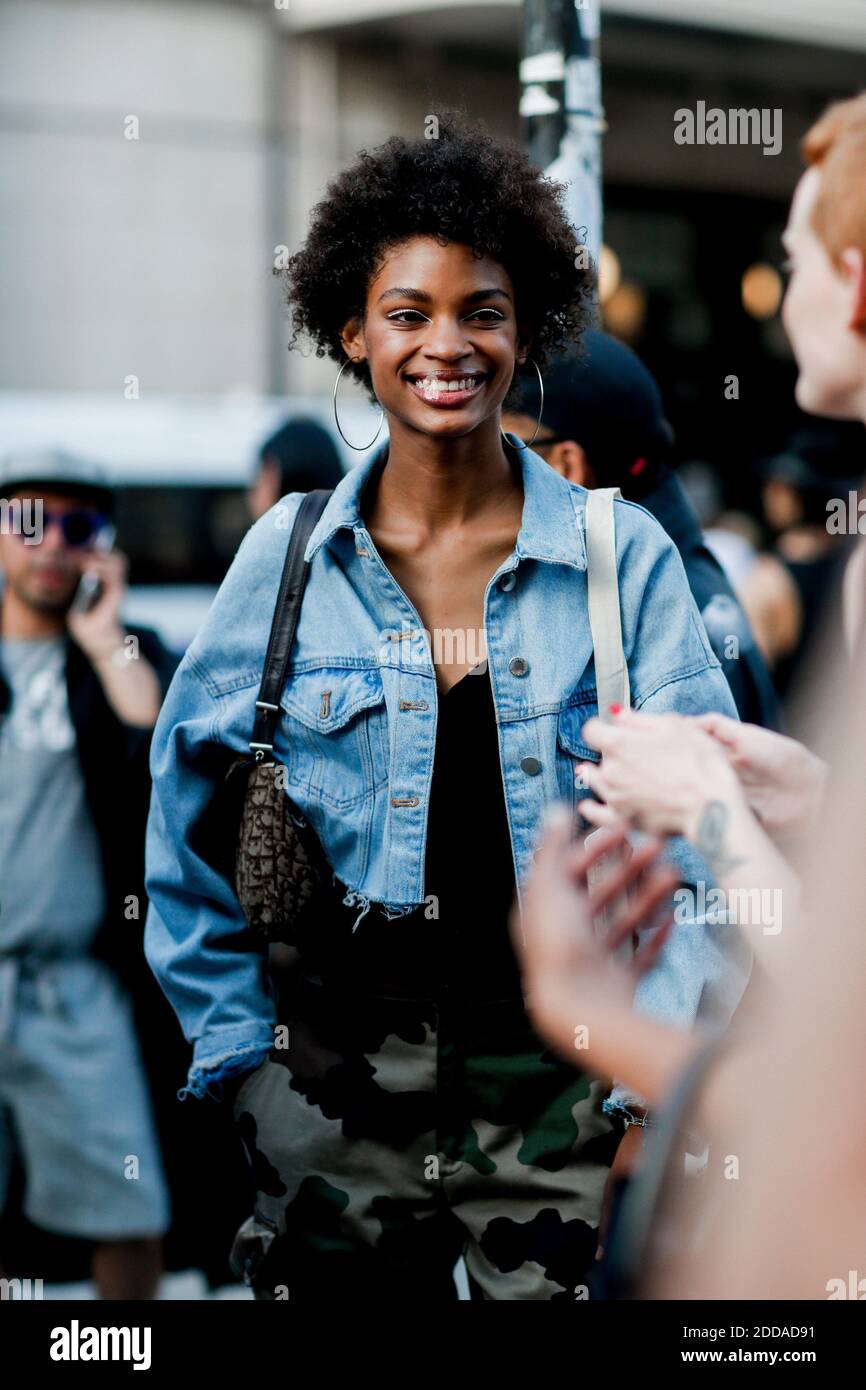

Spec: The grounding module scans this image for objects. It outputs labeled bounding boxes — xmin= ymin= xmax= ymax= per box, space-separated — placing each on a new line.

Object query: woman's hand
xmin=512 ymin=808 xmax=678 ymax=1059
xmin=690 ymin=712 xmax=827 ymax=844
xmin=575 ymin=709 xmax=746 ymax=843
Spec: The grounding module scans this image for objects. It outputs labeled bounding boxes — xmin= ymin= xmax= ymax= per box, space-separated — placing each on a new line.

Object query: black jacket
xmin=0 ymin=620 xmax=255 ymax=1280
xmin=0 ymin=622 xmax=180 ymax=988
xmin=639 ymin=469 xmax=780 ymax=731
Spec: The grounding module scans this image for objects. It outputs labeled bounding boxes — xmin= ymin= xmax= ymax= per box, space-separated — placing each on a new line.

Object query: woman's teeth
xmin=411 ymin=375 xmax=481 ymax=395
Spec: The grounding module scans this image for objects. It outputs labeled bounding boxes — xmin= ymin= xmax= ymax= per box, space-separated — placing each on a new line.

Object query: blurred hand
xmin=576 ymin=709 xmax=744 ymax=842
xmin=66 ymin=548 xmax=129 ymax=660
xmin=513 ymin=808 xmax=677 ymax=1056
xmin=691 ymin=712 xmax=827 ymax=843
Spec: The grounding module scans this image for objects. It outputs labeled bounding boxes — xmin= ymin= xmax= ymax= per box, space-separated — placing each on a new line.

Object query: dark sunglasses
xmin=23 ymin=508 xmax=111 ymax=548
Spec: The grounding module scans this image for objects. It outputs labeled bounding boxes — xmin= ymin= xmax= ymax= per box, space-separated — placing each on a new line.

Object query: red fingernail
xmin=608 ymin=703 xmax=622 ymax=715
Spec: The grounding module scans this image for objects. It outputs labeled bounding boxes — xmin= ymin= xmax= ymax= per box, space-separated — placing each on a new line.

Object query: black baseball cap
xmin=0 ymin=447 xmax=114 ymax=515
xmin=514 ymin=330 xmax=674 ymax=494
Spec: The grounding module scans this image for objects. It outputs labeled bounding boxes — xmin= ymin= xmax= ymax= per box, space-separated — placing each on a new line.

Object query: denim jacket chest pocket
xmin=279 ymin=666 xmax=389 ymax=811
xmin=555 ymin=690 xmax=601 ymax=811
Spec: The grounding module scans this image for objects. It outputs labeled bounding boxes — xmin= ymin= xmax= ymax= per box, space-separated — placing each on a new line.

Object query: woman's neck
xmin=366 ymin=413 xmax=522 ymax=535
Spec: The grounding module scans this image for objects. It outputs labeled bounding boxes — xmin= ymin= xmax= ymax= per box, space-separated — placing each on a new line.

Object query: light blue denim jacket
xmin=144 ymin=442 xmax=751 ymax=1103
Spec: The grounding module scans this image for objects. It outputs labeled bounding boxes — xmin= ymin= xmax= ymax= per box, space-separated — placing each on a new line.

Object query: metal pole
xmin=520 ymin=0 xmax=604 ymax=267
xmin=265 ymin=12 xmax=291 ymax=396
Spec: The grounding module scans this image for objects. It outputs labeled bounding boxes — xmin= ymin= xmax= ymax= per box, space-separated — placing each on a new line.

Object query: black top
xmin=309 ymin=664 xmax=522 ymax=1001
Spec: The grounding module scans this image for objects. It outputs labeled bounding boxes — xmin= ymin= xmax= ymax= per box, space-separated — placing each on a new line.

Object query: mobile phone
xmin=71 ymin=522 xmax=116 ymax=613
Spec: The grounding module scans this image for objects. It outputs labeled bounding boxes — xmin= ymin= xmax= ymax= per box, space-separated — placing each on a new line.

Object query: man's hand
xmin=67 ymin=548 xmax=162 ymax=727
xmin=576 ymin=709 xmax=746 ymax=843
xmin=690 ymin=712 xmax=827 ymax=844
xmin=66 ymin=549 xmax=130 ymax=661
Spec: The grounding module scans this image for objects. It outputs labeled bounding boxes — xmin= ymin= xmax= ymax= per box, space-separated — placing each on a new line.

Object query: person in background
xmin=0 ymin=449 xmax=177 ymax=1299
xmin=740 ymin=424 xmax=864 ymax=701
xmin=502 ymin=331 xmax=780 ymax=730
xmin=517 ymin=90 xmax=866 ymax=1300
xmin=247 ymin=416 xmax=344 ymax=521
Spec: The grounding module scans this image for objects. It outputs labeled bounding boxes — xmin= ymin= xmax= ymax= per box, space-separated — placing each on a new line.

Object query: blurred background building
xmin=2 ymin=0 xmax=865 ymax=647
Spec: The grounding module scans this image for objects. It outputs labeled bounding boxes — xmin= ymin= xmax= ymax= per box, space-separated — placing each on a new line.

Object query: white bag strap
xmin=584 ymin=487 xmax=630 ymax=717
xmin=583 ymin=487 xmax=633 ymax=958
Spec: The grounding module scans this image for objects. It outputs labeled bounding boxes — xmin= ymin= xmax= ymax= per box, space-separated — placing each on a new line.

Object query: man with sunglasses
xmin=0 ymin=448 xmax=178 ymax=1298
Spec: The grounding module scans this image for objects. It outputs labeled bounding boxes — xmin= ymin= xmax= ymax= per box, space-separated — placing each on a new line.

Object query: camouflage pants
xmin=230 ymin=968 xmax=623 ymax=1301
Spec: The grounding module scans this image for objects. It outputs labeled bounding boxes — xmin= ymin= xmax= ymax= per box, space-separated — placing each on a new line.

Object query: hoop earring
xmin=333 ymin=359 xmax=385 ymax=451
xmin=502 ymin=357 xmax=544 ymax=450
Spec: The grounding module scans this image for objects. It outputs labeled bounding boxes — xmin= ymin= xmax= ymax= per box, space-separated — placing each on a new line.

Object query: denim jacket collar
xmin=304 ymin=434 xmax=587 ymax=571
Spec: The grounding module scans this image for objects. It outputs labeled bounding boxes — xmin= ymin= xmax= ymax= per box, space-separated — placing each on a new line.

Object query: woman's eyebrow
xmin=378 ymin=287 xmax=432 ymax=304
xmin=377 ymin=286 xmax=513 ymax=305
xmin=464 ymin=288 xmax=513 ymax=304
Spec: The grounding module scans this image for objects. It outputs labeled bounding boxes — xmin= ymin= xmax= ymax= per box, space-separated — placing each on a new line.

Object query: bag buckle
xmin=251 ymin=700 xmax=280 ymax=760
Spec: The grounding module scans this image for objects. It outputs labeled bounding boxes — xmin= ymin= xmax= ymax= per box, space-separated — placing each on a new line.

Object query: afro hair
xmin=282 ymin=111 xmax=595 ymax=401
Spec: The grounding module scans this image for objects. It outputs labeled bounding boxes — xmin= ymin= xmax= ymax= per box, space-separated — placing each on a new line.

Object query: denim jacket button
xmin=499 ymin=571 xmax=517 ymax=592
xmin=520 ymin=756 xmax=541 ymax=776
xmin=508 ymin=656 xmax=529 ymax=677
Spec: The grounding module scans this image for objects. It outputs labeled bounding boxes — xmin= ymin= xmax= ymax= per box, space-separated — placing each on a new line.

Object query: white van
xmin=0 ymin=392 xmax=383 ymax=654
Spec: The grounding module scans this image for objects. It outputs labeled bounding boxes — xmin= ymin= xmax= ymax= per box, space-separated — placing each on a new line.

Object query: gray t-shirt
xmin=0 ymin=636 xmax=106 ymax=955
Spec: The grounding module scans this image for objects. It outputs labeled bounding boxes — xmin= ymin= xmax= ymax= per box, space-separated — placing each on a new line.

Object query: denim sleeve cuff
xmin=179 ymin=1024 xmax=276 ymax=1102
xmin=603 ymin=1089 xmax=651 ymax=1127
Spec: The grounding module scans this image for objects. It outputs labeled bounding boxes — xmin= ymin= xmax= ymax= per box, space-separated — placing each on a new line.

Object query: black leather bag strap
xmin=248 ymin=488 xmax=333 ymax=762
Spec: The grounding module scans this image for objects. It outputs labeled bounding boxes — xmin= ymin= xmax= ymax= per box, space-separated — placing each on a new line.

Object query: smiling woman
xmin=284 ymin=111 xmax=593 ymax=408
xmin=144 ymin=110 xmax=747 ymax=1304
